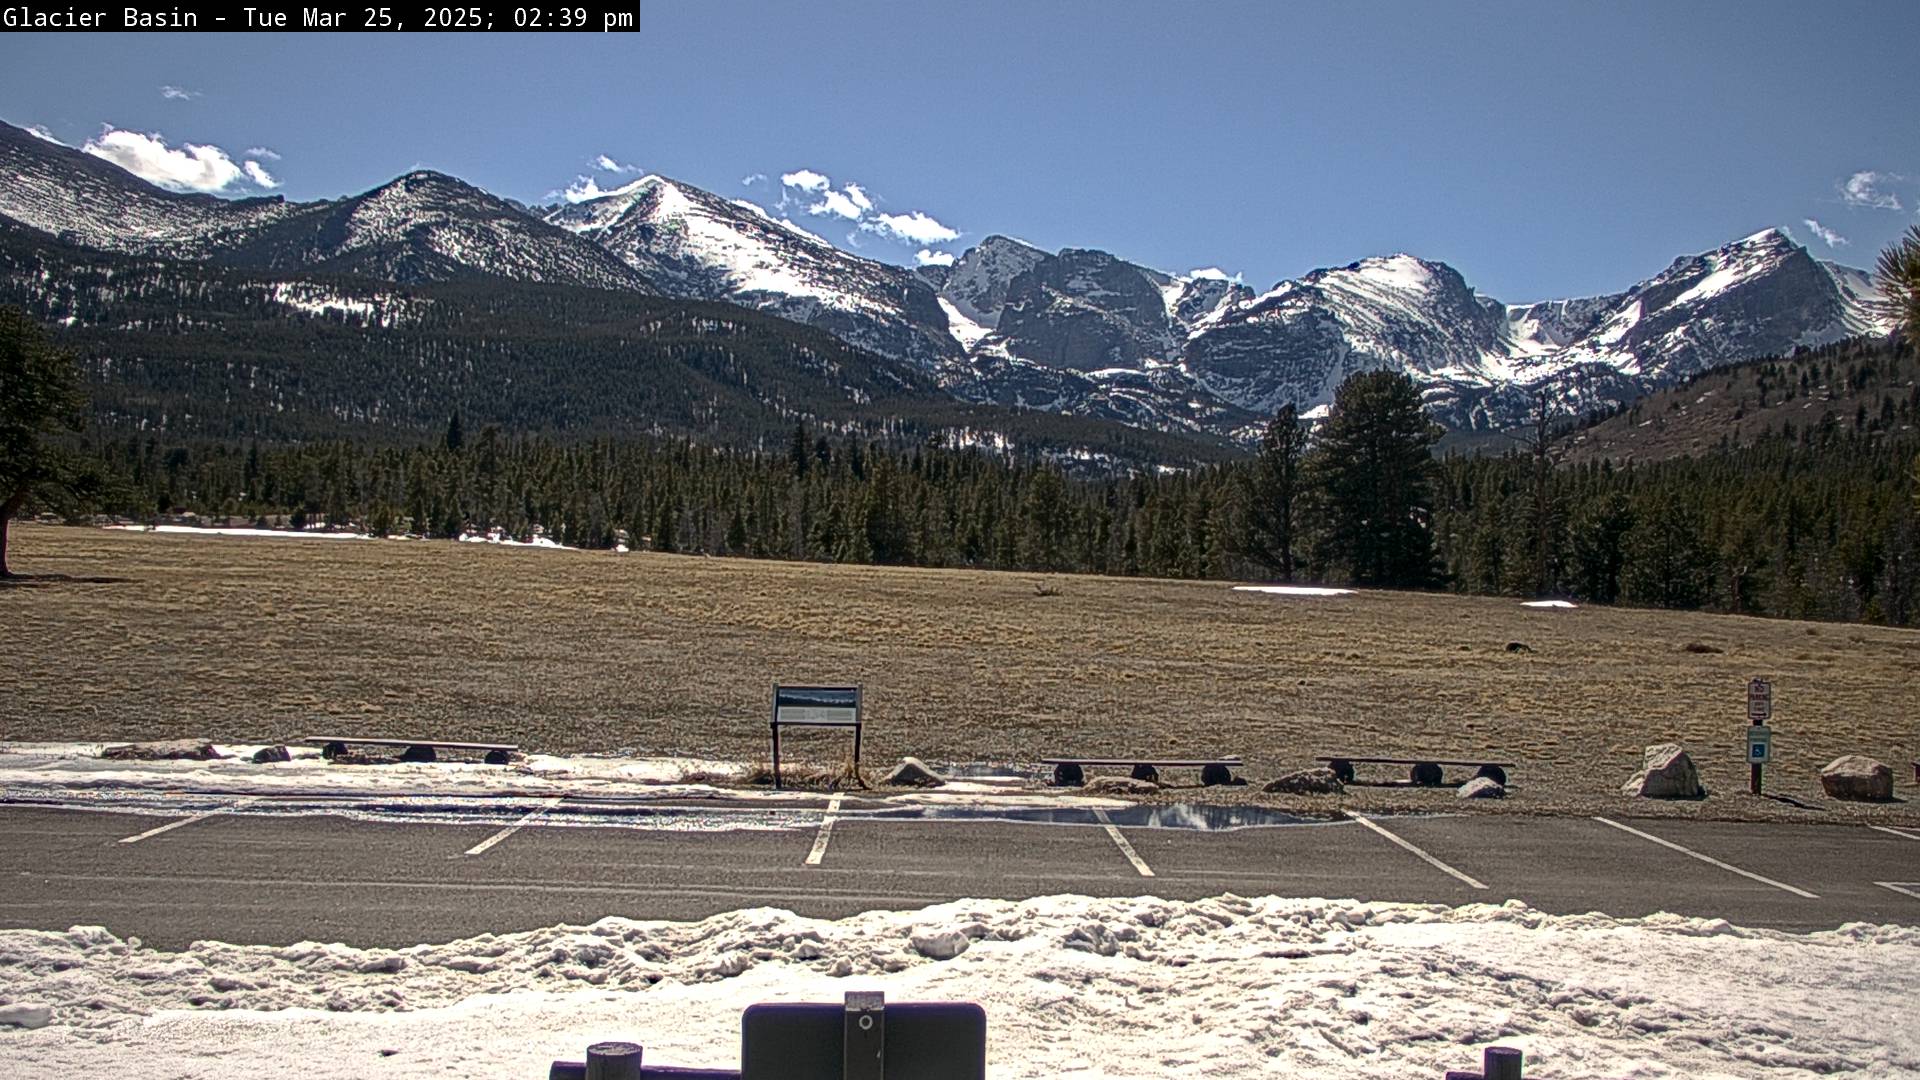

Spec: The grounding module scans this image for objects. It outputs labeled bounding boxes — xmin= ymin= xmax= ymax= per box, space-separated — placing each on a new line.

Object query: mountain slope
xmin=0 ymin=117 xmax=1893 ymax=442
xmin=542 ymin=177 xmax=958 ymax=365
xmin=0 ymin=218 xmax=1229 ymax=465
xmin=0 ymin=121 xmax=652 ymax=292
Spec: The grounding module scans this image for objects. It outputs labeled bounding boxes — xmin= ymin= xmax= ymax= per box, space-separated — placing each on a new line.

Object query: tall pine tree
xmin=1308 ymin=370 xmax=1441 ymax=587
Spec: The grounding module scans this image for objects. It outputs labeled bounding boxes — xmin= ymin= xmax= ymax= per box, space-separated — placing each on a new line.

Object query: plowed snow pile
xmin=1 ymin=895 xmax=1913 ymax=1078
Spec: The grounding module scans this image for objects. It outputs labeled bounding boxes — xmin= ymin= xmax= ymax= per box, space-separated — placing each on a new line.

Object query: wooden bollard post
xmin=1483 ymin=1045 xmax=1523 ymax=1080
xmin=585 ymin=1041 xmax=644 ymax=1080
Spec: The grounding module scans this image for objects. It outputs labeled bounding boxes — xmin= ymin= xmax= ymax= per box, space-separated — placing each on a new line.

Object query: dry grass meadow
xmin=5 ymin=524 xmax=1917 ymax=822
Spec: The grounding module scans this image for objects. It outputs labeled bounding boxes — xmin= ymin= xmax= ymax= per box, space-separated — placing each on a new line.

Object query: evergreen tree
xmin=1243 ymin=404 xmax=1309 ymax=579
xmin=1876 ymin=225 xmax=1920 ymax=342
xmin=1307 ymin=370 xmax=1441 ymax=587
xmin=0 ymin=307 xmax=86 ymax=577
xmin=1621 ymin=494 xmax=1709 ymax=608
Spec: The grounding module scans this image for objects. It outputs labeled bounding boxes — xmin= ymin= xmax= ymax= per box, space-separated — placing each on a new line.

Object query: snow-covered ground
xmin=1 ymin=896 xmax=1912 ymax=1078
xmin=0 ymin=743 xmax=1122 ymax=821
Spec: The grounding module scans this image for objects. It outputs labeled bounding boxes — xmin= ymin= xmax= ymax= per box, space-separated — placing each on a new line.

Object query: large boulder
xmin=1622 ymin=743 xmax=1703 ymax=799
xmin=1084 ymin=775 xmax=1159 ymax=796
xmin=882 ymin=757 xmax=945 ymax=788
xmin=1262 ymin=767 xmax=1344 ymax=796
xmin=1820 ymin=755 xmax=1894 ymax=802
xmin=1458 ymin=777 xmax=1507 ymax=799
xmin=251 ymin=745 xmax=292 ymax=764
xmin=100 ymin=740 xmax=225 ymax=762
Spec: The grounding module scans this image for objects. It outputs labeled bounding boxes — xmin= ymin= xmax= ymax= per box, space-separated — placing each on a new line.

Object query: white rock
xmin=881 ymin=757 xmax=944 ymax=788
xmin=1622 ymin=743 xmax=1703 ymax=799
xmin=1820 ymin=755 xmax=1894 ymax=802
xmin=1262 ymin=768 xmax=1344 ymax=795
xmin=1458 ymin=777 xmax=1506 ymax=799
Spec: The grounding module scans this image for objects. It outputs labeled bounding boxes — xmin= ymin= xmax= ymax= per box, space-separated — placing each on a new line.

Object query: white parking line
xmin=118 ymin=798 xmax=257 ymax=844
xmin=458 ymin=797 xmax=564 ymax=858
xmin=805 ymin=794 xmax=844 ymax=867
xmin=1345 ymin=812 xmax=1487 ymax=890
xmin=1875 ymin=882 xmax=1920 ymax=900
xmin=1592 ymin=817 xmax=1818 ymax=898
xmin=1870 ymin=825 xmax=1920 ymax=841
xmin=1093 ymin=809 xmax=1153 ymax=877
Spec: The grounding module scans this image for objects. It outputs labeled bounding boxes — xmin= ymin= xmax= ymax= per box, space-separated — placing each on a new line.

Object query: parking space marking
xmin=805 ymin=794 xmax=844 ymax=867
xmin=458 ymin=797 xmax=564 ymax=858
xmin=1875 ymin=882 xmax=1920 ymax=901
xmin=1093 ymin=809 xmax=1154 ymax=877
xmin=1592 ymin=817 xmax=1818 ymax=898
xmin=1345 ymin=812 xmax=1487 ymax=890
xmin=1870 ymin=825 xmax=1920 ymax=842
xmin=118 ymin=798 xmax=257 ymax=844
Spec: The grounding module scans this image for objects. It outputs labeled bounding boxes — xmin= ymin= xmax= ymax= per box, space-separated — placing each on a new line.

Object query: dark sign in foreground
xmin=548 ymin=991 xmax=987 ymax=1080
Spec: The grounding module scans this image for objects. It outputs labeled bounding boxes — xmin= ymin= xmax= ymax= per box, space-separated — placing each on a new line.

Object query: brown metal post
xmin=1749 ymin=723 xmax=1763 ymax=796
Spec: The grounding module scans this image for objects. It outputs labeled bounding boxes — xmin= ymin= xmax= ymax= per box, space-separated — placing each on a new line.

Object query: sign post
xmin=770 ymin=685 xmax=864 ymax=790
xmin=1746 ymin=678 xmax=1773 ymax=795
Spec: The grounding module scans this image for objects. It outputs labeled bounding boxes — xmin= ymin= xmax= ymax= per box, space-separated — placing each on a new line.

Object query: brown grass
xmin=5 ymin=524 xmax=1917 ymax=821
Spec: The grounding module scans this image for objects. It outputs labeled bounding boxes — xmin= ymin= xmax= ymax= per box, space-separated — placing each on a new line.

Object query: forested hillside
xmin=0 ymin=223 xmax=1226 ymax=467
xmin=63 ymin=340 xmax=1919 ymax=627
xmin=1564 ymin=335 xmax=1919 ymax=463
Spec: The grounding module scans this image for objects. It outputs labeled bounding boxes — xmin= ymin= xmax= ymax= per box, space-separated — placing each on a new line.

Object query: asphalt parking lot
xmin=0 ymin=800 xmax=1915 ymax=948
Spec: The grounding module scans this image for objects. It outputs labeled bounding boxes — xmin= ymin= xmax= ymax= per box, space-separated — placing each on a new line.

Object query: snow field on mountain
xmin=1 ymin=896 xmax=1913 ymax=1078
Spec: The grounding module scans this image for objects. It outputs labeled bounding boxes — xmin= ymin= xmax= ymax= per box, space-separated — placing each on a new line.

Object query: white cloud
xmin=594 ymin=154 xmax=641 ymax=175
xmin=808 ymin=187 xmax=867 ymax=220
xmin=82 ymin=127 xmax=277 ymax=194
xmin=780 ymin=169 xmax=831 ymax=193
xmin=561 ymin=174 xmax=649 ymax=204
xmin=861 ymin=210 xmax=960 ymax=245
xmin=241 ymin=160 xmax=280 ymax=189
xmin=741 ymin=173 xmax=766 ymax=187
xmin=245 ymin=146 xmax=280 ymax=161
xmin=915 ymin=248 xmax=956 ymax=267
xmin=159 ymin=85 xmax=199 ymax=101
xmin=1840 ymin=170 xmax=1903 ymax=210
xmin=773 ymin=165 xmax=963 ymax=252
xmin=1801 ymin=219 xmax=1847 ymax=248
xmin=25 ymin=124 xmax=65 ymax=146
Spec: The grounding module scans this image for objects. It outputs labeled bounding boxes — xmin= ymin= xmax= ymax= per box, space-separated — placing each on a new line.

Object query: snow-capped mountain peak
xmin=541 ymin=174 xmax=959 ymax=364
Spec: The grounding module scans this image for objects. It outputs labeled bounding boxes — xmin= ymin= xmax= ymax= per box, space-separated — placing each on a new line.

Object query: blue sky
xmin=2 ymin=0 xmax=1916 ymax=301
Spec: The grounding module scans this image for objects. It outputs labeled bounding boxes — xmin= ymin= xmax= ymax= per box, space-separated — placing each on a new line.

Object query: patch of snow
xmin=936 ymin=297 xmax=992 ymax=350
xmin=1521 ymin=600 xmax=1577 ymax=609
xmin=1 ymin=898 xmax=1915 ymax=1078
xmin=458 ymin=528 xmax=576 ymax=551
xmin=1233 ymin=585 xmax=1355 ymax=598
xmin=1349 ymin=254 xmax=1436 ymax=294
